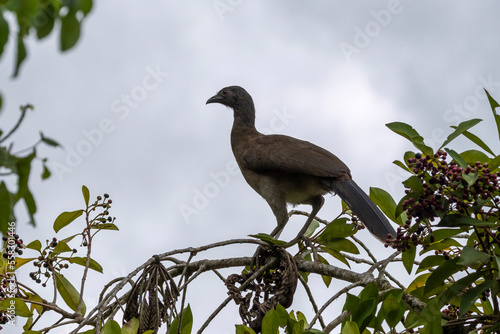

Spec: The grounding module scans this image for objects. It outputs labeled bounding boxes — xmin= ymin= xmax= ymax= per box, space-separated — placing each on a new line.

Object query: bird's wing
xmin=239 ymin=134 xmax=351 ymax=178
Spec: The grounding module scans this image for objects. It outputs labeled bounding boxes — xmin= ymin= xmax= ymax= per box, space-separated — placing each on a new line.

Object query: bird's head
xmin=206 ymin=86 xmax=252 ymax=109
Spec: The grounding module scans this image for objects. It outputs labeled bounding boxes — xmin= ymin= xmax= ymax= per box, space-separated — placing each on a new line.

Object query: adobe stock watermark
xmin=212 ymin=0 xmax=244 ymax=20
xmin=383 ymin=74 xmax=500 ymax=193
xmin=48 ymin=65 xmax=169 ymax=181
xmin=339 ymin=0 xmax=403 ymax=63
xmin=178 ymin=107 xmax=296 ymax=223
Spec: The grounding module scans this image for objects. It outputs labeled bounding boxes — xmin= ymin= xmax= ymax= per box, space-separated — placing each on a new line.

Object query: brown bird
xmin=206 ymin=86 xmax=396 ymax=244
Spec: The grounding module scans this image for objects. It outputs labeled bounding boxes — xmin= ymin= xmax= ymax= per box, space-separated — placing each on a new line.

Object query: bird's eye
xmin=221 ymin=90 xmax=228 ymax=96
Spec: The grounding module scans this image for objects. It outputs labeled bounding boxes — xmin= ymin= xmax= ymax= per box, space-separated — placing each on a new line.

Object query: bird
xmin=206 ymin=85 xmax=396 ymax=244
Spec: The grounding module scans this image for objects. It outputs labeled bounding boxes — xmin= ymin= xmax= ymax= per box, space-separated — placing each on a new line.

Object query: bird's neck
xmin=230 ymin=104 xmax=259 ymax=150
xmin=232 ymin=102 xmax=256 ymax=129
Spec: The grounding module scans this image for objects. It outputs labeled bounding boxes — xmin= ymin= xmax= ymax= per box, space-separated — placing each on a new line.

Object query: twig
xmin=351 ymin=235 xmax=378 ymax=263
xmin=289 ymin=210 xmax=329 ymax=225
xmin=323 ymin=310 xmax=351 ymax=333
xmin=178 ymin=252 xmax=195 ymax=334
xmin=0 ymin=104 xmax=32 ymax=144
xmin=298 ymin=274 xmax=325 ymax=329
xmin=307 ymin=282 xmax=363 ymax=330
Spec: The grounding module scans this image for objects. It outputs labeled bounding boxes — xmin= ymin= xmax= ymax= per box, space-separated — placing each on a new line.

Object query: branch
xmin=0 ymin=104 xmax=32 ymax=144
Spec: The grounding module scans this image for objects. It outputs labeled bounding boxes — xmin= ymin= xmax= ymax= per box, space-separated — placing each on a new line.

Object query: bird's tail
xmin=331 ymin=179 xmax=396 ymax=242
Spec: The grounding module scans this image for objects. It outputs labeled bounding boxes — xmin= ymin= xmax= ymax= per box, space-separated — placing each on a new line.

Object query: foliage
xmin=382 ymin=89 xmax=500 ymax=333
xmin=0 ymin=0 xmax=93 ymax=78
xmin=0 ymin=186 xmax=119 ymax=332
xmin=0 ymin=104 xmax=59 ymax=234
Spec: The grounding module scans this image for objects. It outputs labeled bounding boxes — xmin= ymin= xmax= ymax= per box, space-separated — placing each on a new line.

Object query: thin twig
xmin=307 ymin=281 xmax=363 ymax=330
xmin=323 ymin=310 xmax=351 ymax=333
xmin=298 ymin=274 xmax=325 ymax=329
xmin=178 ymin=252 xmax=196 ymax=334
xmin=0 ymin=104 xmax=32 ymax=144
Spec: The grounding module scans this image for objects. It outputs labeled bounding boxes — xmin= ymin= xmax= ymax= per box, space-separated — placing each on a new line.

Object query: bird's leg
xmin=252 ymin=198 xmax=288 ymax=268
xmin=282 ymin=196 xmax=324 ymax=248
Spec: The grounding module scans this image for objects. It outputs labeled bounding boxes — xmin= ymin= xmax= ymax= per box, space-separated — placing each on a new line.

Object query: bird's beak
xmin=206 ymin=94 xmax=223 ymax=105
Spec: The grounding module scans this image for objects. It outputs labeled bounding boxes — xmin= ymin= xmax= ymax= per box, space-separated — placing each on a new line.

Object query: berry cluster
xmin=92 ymin=193 xmax=115 ymax=225
xmin=388 ymin=150 xmax=500 ymax=251
xmin=2 ymin=232 xmax=24 ymax=260
xmin=442 ymin=304 xmax=460 ymax=318
xmin=28 ymin=238 xmax=76 ymax=287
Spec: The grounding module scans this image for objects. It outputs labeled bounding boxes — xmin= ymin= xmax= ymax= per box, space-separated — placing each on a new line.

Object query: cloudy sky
xmin=2 ymin=1 xmax=500 ymax=332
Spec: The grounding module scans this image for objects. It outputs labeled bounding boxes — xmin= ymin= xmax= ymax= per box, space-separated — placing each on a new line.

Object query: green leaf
xmin=121 ymin=317 xmax=140 ymax=334
xmin=319 ymin=238 xmax=359 ymax=254
xmin=431 ymin=229 xmax=463 ymax=242
xmin=51 ymin=240 xmax=73 ymax=256
xmin=321 ymin=247 xmax=351 ymax=268
xmin=64 ymin=256 xmax=103 ymax=273
xmin=14 ymin=257 xmax=37 ymax=269
xmin=382 ymin=294 xmax=404 ymax=328
xmin=341 ymin=321 xmax=360 ymax=334
xmin=80 ymin=0 xmax=93 ymax=15
xmin=0 ymin=298 xmax=32 ymax=317
xmin=359 ymin=281 xmax=378 ymax=301
xmin=40 ymin=132 xmax=61 ymax=147
xmin=34 ymin=3 xmax=56 ymax=39
xmin=317 ymin=254 xmax=332 ymax=287
xmin=0 ymin=9 xmax=9 ymax=57
xmin=101 ymin=319 xmax=120 ymax=334
xmin=14 ymin=151 xmax=35 ymax=202
xmin=460 ymin=149 xmax=490 ymax=166
xmin=54 ymin=272 xmax=86 ymax=315
xmin=424 ymin=258 xmax=462 ymax=295
xmin=26 ymin=239 xmax=42 ymax=252
xmin=60 ymin=10 xmax=81 ymax=51
xmin=90 ymin=223 xmax=119 ymax=231
xmin=438 ymin=271 xmax=484 ymax=306
xmin=392 ymin=159 xmax=411 ymax=173
xmin=0 ymin=181 xmax=12 ymax=233
xmin=403 ymin=175 xmax=424 ymax=194
xmin=460 ymin=280 xmax=495 ymax=316
xmin=438 ymin=214 xmax=496 ymax=227
xmin=484 ymin=89 xmax=500 ymax=142
xmin=370 ymin=187 xmax=400 ymax=223
xmin=262 ymin=308 xmax=279 ymax=334
xmin=457 ymin=246 xmax=491 ymax=266
xmin=170 ymin=305 xmax=193 ymax=334
xmin=423 ymin=238 xmax=462 ymax=253
xmin=407 ymin=273 xmax=431 ymax=294
xmin=453 ymin=128 xmax=495 ymax=156
xmin=352 ymin=298 xmax=376 ymax=332
xmin=274 ymin=303 xmax=289 ymax=327
xmin=444 ymin=148 xmax=467 ymax=169
xmin=386 ymin=122 xmax=433 ymax=156
xmin=41 ymin=163 xmax=51 ymax=180
xmin=235 ymin=325 xmax=257 ymax=334
xmin=82 ymin=185 xmax=89 ymax=206
xmin=53 ymin=210 xmax=84 ymax=233
xmin=317 ymin=218 xmax=355 ymax=241
xmin=489 ymin=155 xmax=500 ymax=171
xmin=439 ymin=118 xmax=482 ymax=150
xmin=304 ymin=219 xmax=319 ymax=237
xmin=13 ymin=30 xmax=27 ymax=77
xmin=417 ymin=255 xmax=446 ymax=273
xmin=402 ymin=243 xmax=416 ymax=274
xmin=249 ymin=233 xmax=286 ymax=246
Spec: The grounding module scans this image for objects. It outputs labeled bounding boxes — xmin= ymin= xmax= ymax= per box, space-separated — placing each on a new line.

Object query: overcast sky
xmin=2 ymin=1 xmax=500 ymax=333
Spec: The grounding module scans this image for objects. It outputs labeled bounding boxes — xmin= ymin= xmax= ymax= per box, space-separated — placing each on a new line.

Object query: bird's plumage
xmin=207 ymin=85 xmax=396 ymax=243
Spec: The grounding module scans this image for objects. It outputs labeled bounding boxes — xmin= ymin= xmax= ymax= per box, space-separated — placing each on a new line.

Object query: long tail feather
xmin=331 ymin=179 xmax=396 ymax=242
